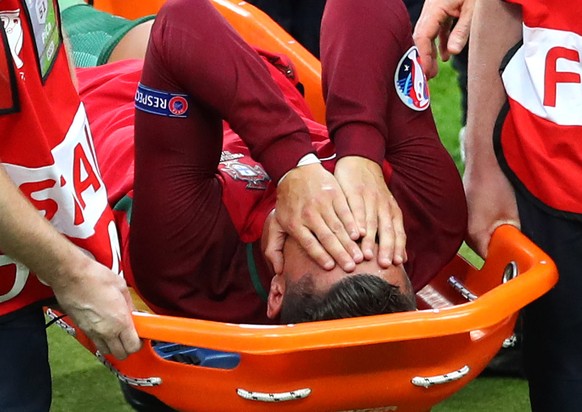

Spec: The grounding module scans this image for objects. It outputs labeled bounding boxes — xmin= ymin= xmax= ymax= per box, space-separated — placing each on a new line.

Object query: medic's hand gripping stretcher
xmin=46 ymin=1 xmax=559 ymax=411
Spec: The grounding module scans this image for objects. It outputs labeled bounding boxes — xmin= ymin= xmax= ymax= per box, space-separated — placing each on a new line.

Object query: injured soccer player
xmin=61 ymin=0 xmax=467 ymax=324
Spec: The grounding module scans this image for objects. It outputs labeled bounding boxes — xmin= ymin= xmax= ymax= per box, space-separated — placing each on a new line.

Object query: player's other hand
xmin=334 ymin=156 xmax=406 ymax=268
xmin=275 ymin=163 xmax=362 ymax=272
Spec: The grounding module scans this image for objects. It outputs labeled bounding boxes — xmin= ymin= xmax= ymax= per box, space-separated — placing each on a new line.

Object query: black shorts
xmin=516 ymin=189 xmax=582 ymax=411
xmin=0 ymin=305 xmax=51 ymax=411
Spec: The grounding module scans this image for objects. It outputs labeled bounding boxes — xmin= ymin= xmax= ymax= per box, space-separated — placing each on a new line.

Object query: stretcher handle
xmin=411 ymin=365 xmax=471 ymax=388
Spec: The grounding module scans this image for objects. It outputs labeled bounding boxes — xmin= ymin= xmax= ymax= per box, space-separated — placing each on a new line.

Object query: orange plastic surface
xmin=48 ymin=225 xmax=557 ymax=411
xmin=90 ymin=0 xmax=326 ymax=123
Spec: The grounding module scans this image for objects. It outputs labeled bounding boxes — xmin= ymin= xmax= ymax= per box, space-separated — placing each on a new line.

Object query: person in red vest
xmin=0 ymin=1 xmax=141 ymax=410
xmin=464 ymin=1 xmax=582 ymax=410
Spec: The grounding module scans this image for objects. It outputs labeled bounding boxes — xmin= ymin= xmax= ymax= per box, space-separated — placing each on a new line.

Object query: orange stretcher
xmin=47 ymin=1 xmax=559 ymax=411
xmin=47 ymin=224 xmax=557 ymax=412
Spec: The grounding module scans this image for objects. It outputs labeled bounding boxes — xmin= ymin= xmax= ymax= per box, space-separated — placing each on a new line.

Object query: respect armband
xmin=135 ymin=83 xmax=190 ymax=118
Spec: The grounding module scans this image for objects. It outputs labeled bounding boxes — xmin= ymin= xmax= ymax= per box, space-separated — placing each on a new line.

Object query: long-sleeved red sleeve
xmin=143 ymin=0 xmax=314 ymax=183
xmin=321 ymin=0 xmax=414 ymax=165
xmin=321 ymin=0 xmax=467 ymax=290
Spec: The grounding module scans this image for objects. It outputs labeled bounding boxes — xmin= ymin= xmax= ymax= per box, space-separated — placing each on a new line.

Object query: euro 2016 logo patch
xmin=135 ymin=83 xmax=190 ymax=118
xmin=394 ymin=46 xmax=430 ymax=111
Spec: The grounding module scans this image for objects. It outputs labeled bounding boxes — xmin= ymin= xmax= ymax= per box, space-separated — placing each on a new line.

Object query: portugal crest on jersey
xmin=394 ymin=46 xmax=430 ymax=111
xmin=220 ymin=159 xmax=270 ymax=190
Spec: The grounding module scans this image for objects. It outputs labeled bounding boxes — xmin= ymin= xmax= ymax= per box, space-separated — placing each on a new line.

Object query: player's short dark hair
xmin=279 ymin=273 xmax=417 ymax=324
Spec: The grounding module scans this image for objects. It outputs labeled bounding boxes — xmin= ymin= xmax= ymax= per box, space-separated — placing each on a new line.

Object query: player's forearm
xmin=0 ymin=165 xmax=88 ymax=288
xmin=464 ymin=0 xmax=522 ymax=171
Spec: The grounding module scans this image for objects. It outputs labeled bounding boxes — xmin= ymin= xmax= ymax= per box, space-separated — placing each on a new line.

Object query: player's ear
xmin=266 ymin=274 xmax=285 ymax=319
